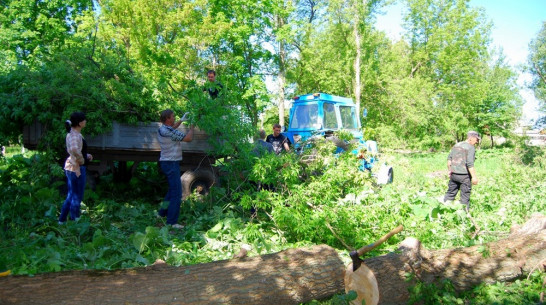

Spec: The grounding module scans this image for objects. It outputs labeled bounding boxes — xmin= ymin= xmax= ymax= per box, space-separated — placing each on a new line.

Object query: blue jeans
xmin=159 ymin=161 xmax=182 ymax=225
xmin=59 ymin=166 xmax=86 ymax=222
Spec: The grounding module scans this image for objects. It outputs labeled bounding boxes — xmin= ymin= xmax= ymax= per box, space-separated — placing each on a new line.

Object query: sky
xmin=375 ymin=0 xmax=545 ymax=125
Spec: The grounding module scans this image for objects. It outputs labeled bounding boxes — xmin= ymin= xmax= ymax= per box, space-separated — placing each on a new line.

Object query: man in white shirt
xmin=157 ymin=109 xmax=194 ymax=228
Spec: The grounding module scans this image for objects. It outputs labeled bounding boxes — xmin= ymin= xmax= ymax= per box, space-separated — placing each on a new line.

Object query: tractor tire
xmin=181 ymin=169 xmax=216 ymax=200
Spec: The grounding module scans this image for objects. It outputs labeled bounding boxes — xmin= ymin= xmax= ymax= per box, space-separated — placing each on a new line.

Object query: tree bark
xmin=363 ymin=213 xmax=546 ymax=304
xmin=353 ymin=0 xmax=362 ymax=117
xmin=1 ymin=215 xmax=544 ymax=305
xmin=0 ymin=245 xmax=345 ymax=305
xmin=278 ymin=25 xmax=286 ymax=128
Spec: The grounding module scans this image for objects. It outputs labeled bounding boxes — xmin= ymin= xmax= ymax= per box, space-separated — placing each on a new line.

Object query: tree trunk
xmin=278 ymin=14 xmax=286 ymax=128
xmin=1 ymin=215 xmax=544 ymax=305
xmin=353 ymin=0 xmax=362 ymax=116
xmin=0 ymin=245 xmax=345 ymax=305
xmin=362 ymin=213 xmax=546 ymax=304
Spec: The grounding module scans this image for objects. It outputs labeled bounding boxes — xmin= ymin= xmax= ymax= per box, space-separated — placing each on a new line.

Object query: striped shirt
xmin=64 ymin=129 xmax=84 ymax=176
xmin=158 ymin=124 xmax=187 ymax=161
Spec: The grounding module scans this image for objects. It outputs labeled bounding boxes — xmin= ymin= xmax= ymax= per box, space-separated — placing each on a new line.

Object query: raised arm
xmin=182 ymin=125 xmax=195 ymax=142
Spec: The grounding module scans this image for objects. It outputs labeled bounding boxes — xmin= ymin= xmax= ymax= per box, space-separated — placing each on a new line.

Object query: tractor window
xmin=323 ymin=103 xmax=338 ymax=129
xmin=340 ymin=106 xmax=358 ymax=130
xmin=290 ymin=104 xmax=319 ymax=129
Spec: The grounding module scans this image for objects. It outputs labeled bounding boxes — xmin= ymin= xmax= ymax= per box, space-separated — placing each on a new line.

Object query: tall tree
xmin=527 ymin=21 xmax=546 ymax=111
xmin=475 ymin=56 xmax=521 ymax=142
xmin=403 ymin=0 xmax=495 ymax=143
xmin=98 ymin=0 xmax=222 ymax=104
xmin=0 ymin=0 xmax=157 ymax=148
xmin=0 ymin=0 xmax=93 ymax=69
xmin=206 ymin=0 xmax=276 ymax=127
xmin=352 ymin=0 xmax=383 ymax=116
xmin=271 ymin=0 xmax=295 ymax=128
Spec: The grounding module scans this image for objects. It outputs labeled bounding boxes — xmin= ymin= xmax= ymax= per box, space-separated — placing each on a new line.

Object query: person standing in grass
xmin=443 ymin=131 xmax=481 ymax=211
xmin=157 ymin=109 xmax=194 ymax=229
xmin=59 ymin=112 xmax=92 ymax=224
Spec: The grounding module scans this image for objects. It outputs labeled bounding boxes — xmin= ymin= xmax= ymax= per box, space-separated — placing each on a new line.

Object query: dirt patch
xmin=426 ymin=170 xmax=447 ymax=178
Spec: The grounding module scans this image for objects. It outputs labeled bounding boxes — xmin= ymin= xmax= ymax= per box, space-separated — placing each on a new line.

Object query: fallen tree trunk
xmin=1 ymin=215 xmax=544 ymax=305
xmin=362 ymin=213 xmax=546 ymax=304
xmin=0 ymin=245 xmax=345 ymax=305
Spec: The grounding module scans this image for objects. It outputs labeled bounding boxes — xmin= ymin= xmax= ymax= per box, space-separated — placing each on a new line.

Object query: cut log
xmin=0 ymin=245 xmax=345 ymax=305
xmin=345 ymin=225 xmax=404 ymax=305
xmin=362 ymin=213 xmax=546 ymax=304
xmin=344 ymin=262 xmax=379 ymax=305
xmin=0 ymin=214 xmax=544 ymax=305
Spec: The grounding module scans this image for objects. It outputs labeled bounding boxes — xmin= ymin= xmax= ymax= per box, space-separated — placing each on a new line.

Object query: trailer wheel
xmin=181 ymin=169 xmax=216 ymax=200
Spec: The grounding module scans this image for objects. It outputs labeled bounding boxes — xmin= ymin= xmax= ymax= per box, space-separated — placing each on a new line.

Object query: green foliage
xmin=527 ymin=21 xmax=546 ymax=110
xmin=0 ymin=0 xmax=541 ymax=302
xmin=408 ymin=270 xmax=546 ymax=305
xmin=1 ymin=145 xmax=544 ymax=303
xmin=0 ymin=0 xmax=524 ymax=152
xmin=461 ymin=270 xmax=545 ymax=304
xmin=408 ymin=279 xmax=463 ymax=304
xmin=362 ymin=0 xmax=520 ymax=149
xmin=0 ymin=152 xmax=64 ymax=239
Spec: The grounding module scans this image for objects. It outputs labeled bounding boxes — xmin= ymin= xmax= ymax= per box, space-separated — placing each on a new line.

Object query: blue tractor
xmin=283 ymin=93 xmax=393 ymax=184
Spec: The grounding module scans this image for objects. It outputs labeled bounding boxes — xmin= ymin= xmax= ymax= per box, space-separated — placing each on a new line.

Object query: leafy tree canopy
xmin=527 ymin=21 xmax=546 ymax=111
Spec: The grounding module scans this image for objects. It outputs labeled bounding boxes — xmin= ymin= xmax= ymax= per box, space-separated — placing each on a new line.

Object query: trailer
xmin=23 ymin=121 xmax=218 ymax=199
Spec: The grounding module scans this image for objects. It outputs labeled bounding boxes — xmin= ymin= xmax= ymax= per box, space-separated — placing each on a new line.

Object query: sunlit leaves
xmin=527 ymin=21 xmax=546 ymax=110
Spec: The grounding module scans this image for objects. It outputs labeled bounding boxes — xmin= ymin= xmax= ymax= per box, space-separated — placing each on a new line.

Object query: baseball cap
xmin=467 ymin=131 xmax=481 ymax=140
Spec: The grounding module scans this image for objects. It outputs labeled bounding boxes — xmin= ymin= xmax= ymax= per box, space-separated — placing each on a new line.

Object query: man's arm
xmin=447 ymin=160 xmax=452 ymax=172
xmin=282 ymin=136 xmax=291 ymax=152
xmin=468 ymin=167 xmax=478 ymax=185
xmin=173 ymin=120 xmax=183 ymax=129
xmin=172 ymin=113 xmax=190 ymax=129
xmin=182 ymin=125 xmax=194 ymax=142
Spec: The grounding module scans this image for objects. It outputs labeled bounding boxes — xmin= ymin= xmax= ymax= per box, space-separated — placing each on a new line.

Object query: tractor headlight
xmin=293 ymin=134 xmax=302 ymax=143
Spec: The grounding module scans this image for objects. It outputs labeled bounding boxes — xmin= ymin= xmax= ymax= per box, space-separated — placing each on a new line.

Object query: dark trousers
xmin=444 ymin=173 xmax=472 ymax=206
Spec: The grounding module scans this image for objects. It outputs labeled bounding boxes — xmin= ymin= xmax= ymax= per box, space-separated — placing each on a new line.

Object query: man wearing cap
xmin=443 ymin=131 xmax=481 ymax=211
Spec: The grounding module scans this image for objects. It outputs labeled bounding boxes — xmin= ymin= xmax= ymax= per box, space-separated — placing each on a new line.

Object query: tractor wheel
xmin=181 ymin=169 xmax=216 ymax=200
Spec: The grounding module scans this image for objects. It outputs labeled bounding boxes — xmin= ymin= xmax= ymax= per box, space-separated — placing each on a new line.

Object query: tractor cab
xmin=284 ymin=93 xmax=392 ymax=184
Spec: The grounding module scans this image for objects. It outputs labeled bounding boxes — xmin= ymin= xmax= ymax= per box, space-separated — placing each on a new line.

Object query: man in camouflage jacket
xmin=443 ymin=131 xmax=481 ymax=211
